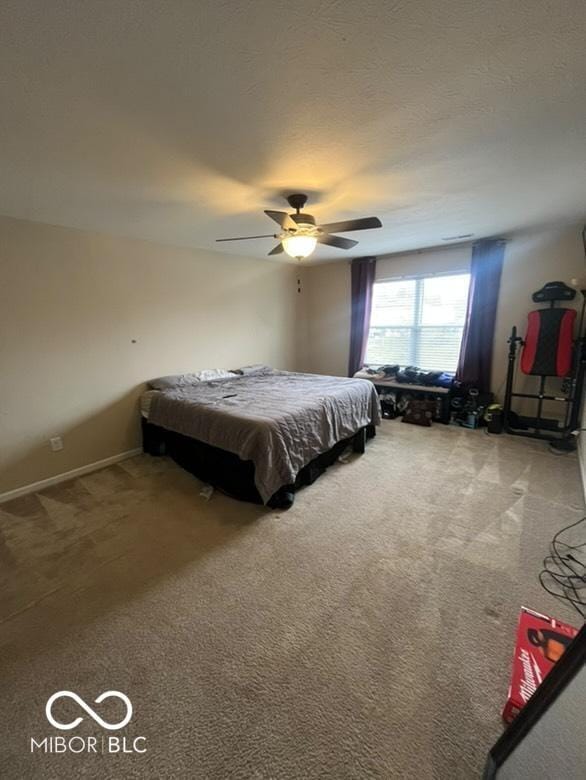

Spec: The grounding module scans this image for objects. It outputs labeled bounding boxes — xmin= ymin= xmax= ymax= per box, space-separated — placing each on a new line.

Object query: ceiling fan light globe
xmin=281 ymin=234 xmax=317 ymax=260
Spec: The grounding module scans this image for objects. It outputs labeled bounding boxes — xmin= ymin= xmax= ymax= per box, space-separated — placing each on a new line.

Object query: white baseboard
xmin=0 ymin=448 xmax=143 ymax=504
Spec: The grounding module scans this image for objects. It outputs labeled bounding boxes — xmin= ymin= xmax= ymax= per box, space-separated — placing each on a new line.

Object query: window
xmin=365 ymin=272 xmax=470 ymax=372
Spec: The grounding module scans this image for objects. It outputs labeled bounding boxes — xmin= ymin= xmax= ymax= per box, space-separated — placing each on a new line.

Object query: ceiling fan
xmin=216 ymin=194 xmax=382 ymax=260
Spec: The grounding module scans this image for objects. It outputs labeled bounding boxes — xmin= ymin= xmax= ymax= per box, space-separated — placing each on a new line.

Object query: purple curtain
xmin=348 ymin=257 xmax=376 ymax=377
xmin=456 ymin=239 xmax=506 ymax=392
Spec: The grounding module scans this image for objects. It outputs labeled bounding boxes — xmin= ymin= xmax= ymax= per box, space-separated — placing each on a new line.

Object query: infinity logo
xmin=45 ymin=691 xmax=133 ymax=731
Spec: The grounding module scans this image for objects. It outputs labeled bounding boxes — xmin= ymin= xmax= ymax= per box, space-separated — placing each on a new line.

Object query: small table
xmin=360 ymin=376 xmax=452 ymax=423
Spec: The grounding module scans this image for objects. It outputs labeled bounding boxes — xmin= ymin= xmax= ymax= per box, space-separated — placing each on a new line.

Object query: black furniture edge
xmin=483 ymin=623 xmax=586 ymax=778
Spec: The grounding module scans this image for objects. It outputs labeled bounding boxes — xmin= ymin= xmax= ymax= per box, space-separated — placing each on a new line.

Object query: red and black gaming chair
xmin=520 ymin=307 xmax=576 ymax=378
xmin=503 ymin=281 xmax=583 ymax=441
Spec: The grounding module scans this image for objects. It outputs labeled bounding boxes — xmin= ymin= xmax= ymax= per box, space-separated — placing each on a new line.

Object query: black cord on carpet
xmin=539 ymin=516 xmax=586 ymax=620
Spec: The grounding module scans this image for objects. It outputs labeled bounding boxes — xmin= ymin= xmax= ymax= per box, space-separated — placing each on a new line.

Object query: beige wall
xmin=299 ymin=262 xmax=351 ymax=377
xmin=0 ymin=216 xmax=298 ymax=494
xmin=300 ymin=225 xmax=586 ymax=403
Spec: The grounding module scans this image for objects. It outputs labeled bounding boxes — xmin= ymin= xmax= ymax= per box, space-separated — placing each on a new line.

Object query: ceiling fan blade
xmin=318 ymin=216 xmax=382 ymax=233
xmin=268 ymin=243 xmax=284 ymax=256
xmin=264 ymin=210 xmax=297 ymax=230
xmin=216 ymin=234 xmax=275 ymax=242
xmin=318 ymin=234 xmax=358 ymax=250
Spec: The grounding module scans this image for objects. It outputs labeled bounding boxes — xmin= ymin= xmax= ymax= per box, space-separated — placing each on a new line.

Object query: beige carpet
xmin=0 ymin=422 xmax=583 ymax=779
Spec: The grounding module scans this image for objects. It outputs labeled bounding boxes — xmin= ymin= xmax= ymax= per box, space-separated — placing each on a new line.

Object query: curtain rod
xmin=344 ymin=237 xmax=510 ymax=265
xmin=375 ymin=236 xmax=509 ymax=261
xmin=376 ymin=268 xmax=470 ymax=283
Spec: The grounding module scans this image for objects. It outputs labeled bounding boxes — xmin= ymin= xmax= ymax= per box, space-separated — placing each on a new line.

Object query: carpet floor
xmin=0 ymin=422 xmax=583 ymax=779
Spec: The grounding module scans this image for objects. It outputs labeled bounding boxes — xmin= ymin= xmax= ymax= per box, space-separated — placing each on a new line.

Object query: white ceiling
xmin=1 ymin=1 xmax=585 ymax=263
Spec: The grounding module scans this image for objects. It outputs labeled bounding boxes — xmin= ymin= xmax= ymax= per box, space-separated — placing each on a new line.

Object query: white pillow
xmin=148 ymin=369 xmax=236 ymax=390
xmin=148 ymin=374 xmax=200 ymax=390
xmin=193 ymin=369 xmax=237 ymax=382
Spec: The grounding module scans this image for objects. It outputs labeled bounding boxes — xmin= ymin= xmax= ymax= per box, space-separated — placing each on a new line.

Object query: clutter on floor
xmin=539 ymin=515 xmax=586 ymax=619
xmin=502 ymin=606 xmax=578 ymax=723
xmin=502 ymin=514 xmax=584 ymax=723
xmin=355 ymin=365 xmax=454 ymax=424
xmin=450 ymin=387 xmax=494 ymax=429
xmin=401 ymin=398 xmax=435 ymax=427
xmin=355 ymin=364 xmax=496 ymax=429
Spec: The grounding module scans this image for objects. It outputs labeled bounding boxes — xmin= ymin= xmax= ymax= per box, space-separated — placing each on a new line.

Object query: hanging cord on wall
xmin=539 ymin=515 xmax=586 ymax=620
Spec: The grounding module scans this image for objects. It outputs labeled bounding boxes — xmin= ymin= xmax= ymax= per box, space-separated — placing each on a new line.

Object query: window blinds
xmin=365 ymin=273 xmax=470 ymax=372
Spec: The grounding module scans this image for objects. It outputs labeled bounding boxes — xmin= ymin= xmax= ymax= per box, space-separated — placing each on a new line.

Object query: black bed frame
xmin=142 ymin=419 xmax=376 ymax=509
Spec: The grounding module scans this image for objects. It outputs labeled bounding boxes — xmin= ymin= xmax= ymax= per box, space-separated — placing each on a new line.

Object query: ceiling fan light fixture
xmin=216 ymin=193 xmax=382 ymax=258
xmin=281 ymin=234 xmax=318 ymax=260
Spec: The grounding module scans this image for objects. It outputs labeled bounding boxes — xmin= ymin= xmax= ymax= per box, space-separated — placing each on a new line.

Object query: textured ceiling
xmin=1 ymin=0 xmax=585 ymax=263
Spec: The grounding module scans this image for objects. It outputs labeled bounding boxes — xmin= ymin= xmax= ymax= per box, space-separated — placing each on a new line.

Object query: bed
xmin=140 ymin=369 xmax=380 ymax=508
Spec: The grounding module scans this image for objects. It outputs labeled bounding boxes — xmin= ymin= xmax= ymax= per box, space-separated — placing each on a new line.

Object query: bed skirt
xmin=142 ymin=419 xmax=375 ymax=509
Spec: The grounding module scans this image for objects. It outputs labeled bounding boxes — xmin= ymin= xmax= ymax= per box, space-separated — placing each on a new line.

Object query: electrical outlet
xmin=50 ymin=436 xmax=63 ymax=452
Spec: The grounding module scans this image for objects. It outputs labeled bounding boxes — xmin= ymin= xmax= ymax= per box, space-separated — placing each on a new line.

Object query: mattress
xmin=140 ymin=389 xmax=161 ymax=418
xmin=146 ymin=370 xmax=381 ymax=503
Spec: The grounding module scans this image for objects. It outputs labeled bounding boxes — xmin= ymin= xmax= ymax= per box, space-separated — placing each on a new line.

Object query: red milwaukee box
xmin=502 ymin=606 xmax=578 ymax=723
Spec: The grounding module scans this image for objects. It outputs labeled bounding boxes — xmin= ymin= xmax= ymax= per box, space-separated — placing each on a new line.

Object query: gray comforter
xmin=148 ymin=371 xmax=381 ymax=503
